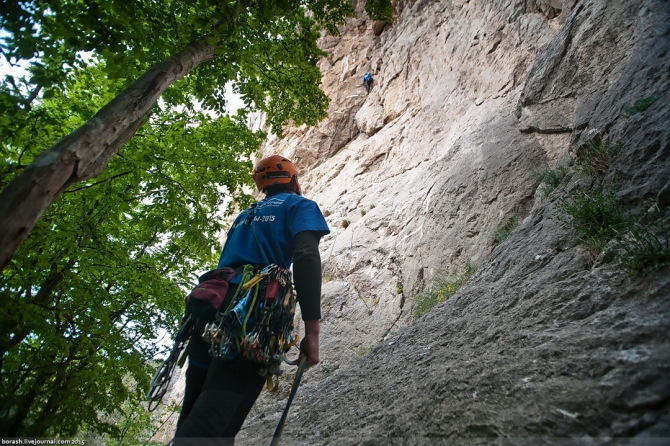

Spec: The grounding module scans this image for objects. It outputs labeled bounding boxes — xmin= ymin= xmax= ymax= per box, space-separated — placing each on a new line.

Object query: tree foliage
xmin=0 ymin=0 xmax=358 ymax=270
xmin=0 ymin=62 xmax=263 ymax=436
xmin=0 ymin=0 xmax=357 ymax=133
xmin=365 ymin=0 xmax=395 ymax=22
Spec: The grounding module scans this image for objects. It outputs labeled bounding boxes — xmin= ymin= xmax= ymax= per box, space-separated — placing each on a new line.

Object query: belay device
xmin=203 ymin=264 xmax=299 ymax=389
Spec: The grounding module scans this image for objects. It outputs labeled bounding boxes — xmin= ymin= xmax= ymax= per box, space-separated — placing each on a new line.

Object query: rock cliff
xmin=161 ymin=0 xmax=670 ymax=442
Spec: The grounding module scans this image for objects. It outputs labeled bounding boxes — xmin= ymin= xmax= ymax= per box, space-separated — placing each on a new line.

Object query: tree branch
xmin=64 ymin=170 xmax=135 ymax=193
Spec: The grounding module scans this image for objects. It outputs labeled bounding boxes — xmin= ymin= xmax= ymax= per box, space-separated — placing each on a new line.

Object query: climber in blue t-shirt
xmin=175 ymin=155 xmax=330 ymax=441
xmin=217 ymin=192 xmax=329 ymax=273
xmin=363 ymin=72 xmax=374 ymax=94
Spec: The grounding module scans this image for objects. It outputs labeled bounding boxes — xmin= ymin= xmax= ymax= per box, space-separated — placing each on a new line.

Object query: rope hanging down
xmin=270 ymin=356 xmax=307 ymax=446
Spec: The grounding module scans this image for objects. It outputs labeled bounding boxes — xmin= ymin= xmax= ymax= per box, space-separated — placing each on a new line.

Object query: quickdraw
xmin=203 ymin=264 xmax=299 ymax=387
xmin=147 ymin=314 xmax=193 ymax=411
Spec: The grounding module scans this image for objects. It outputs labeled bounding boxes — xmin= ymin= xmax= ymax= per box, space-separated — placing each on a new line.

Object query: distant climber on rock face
xmin=363 ymin=72 xmax=374 ymax=94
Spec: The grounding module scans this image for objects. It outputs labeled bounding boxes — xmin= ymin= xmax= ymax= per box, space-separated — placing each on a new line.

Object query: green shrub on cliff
xmin=411 ymin=261 xmax=476 ymax=320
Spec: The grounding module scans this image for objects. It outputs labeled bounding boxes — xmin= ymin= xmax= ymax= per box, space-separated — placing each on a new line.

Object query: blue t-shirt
xmin=217 ymin=193 xmax=330 ymax=272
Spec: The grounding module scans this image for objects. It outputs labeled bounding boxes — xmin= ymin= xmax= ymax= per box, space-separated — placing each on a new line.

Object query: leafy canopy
xmin=0 ymin=61 xmax=263 ymax=437
xmin=0 ymin=0 xmax=366 ymax=134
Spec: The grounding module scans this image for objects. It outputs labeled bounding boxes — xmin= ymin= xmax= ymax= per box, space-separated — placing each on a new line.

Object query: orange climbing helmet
xmin=253 ymin=155 xmax=301 ymax=194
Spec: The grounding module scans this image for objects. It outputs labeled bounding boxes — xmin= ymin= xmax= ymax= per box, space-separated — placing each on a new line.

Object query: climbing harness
xmin=203 ymin=264 xmax=299 ymax=389
xmin=147 ymin=315 xmax=193 ymax=411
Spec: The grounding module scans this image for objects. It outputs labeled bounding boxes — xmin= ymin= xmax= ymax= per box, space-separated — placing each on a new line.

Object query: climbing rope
xmin=149 ymin=396 xmax=183 ymax=442
xmin=269 ymin=356 xmax=307 ymax=446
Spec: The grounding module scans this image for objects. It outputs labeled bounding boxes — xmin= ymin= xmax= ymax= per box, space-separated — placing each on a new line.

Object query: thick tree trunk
xmin=0 ymin=37 xmax=216 ymax=271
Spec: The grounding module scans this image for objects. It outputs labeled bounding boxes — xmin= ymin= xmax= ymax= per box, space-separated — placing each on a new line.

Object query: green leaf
xmin=365 ymin=0 xmax=393 ymax=22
